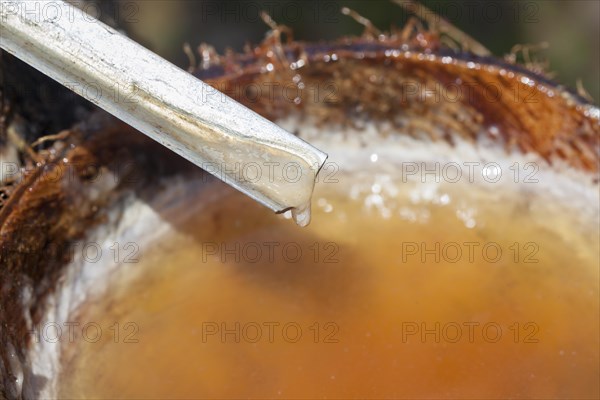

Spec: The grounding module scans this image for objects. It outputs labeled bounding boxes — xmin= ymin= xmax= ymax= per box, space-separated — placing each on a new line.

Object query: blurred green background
xmin=117 ymin=0 xmax=598 ymax=102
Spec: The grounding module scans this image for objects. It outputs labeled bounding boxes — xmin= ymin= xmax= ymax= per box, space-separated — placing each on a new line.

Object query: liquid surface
xmin=58 ymin=173 xmax=599 ymax=399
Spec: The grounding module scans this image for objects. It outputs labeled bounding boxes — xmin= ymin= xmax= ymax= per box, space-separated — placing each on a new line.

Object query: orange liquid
xmin=58 ymin=178 xmax=599 ymax=399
